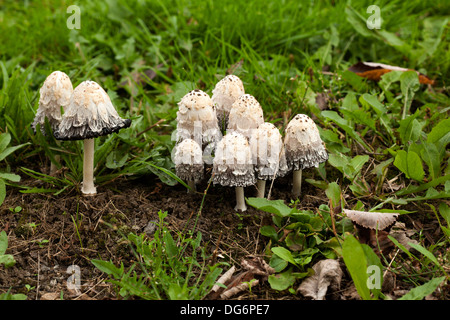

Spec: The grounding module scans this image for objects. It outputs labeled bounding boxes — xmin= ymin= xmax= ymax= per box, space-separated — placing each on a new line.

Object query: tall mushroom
xmin=284 ymin=114 xmax=328 ymax=198
xmin=227 ymin=94 xmax=264 ymax=140
xmin=173 ymin=138 xmax=204 ymax=193
xmin=212 ymin=131 xmax=255 ymax=211
xmin=176 ymin=89 xmax=222 ymax=148
xmin=249 ymin=122 xmax=288 ymax=198
xmin=54 ymin=80 xmax=131 ymax=195
xmin=211 ymin=75 xmax=245 ymax=130
xmin=32 ymin=71 xmax=73 ymax=175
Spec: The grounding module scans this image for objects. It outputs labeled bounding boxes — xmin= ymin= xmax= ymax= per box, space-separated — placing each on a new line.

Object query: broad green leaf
xmin=427 ymin=118 xmax=450 ymax=151
xmin=0 ymin=172 xmax=21 ymax=182
xmin=398 ymin=277 xmax=445 ymax=300
xmin=420 ymin=141 xmax=440 ymax=180
xmin=438 ymin=203 xmax=450 ymax=226
xmin=268 ymin=269 xmax=296 ymax=291
xmin=271 ymin=247 xmax=298 ymax=266
xmin=0 ymin=231 xmax=8 ymax=255
xmin=393 ymin=150 xmax=424 ymax=182
xmin=0 ymin=143 xmax=30 ymax=162
xmin=0 ymin=179 xmax=5 ymax=207
xmin=322 ymin=111 xmax=372 ymax=151
xmin=260 ymin=225 xmax=279 ymax=241
xmin=398 ymin=113 xmax=423 ymax=145
xmin=325 ymin=182 xmax=341 ymax=208
xmin=342 ymin=235 xmax=371 ymax=300
xmin=246 ymin=197 xmax=293 ymax=217
xmin=0 ymin=132 xmax=11 ymax=152
xmin=400 ymin=71 xmax=420 ymax=120
xmin=0 ymin=254 xmax=16 ymax=268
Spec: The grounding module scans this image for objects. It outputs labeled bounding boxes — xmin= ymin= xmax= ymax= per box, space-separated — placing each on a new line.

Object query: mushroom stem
xmin=187 ymin=180 xmax=196 ymax=193
xmin=256 ymin=179 xmax=266 ymax=198
xmin=81 ymin=138 xmax=97 ymax=195
xmin=234 ymin=186 xmax=247 ymax=212
xmin=292 ymin=169 xmax=302 ymax=198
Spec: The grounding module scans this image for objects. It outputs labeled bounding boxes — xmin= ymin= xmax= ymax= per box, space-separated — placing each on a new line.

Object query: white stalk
xmin=81 ymin=138 xmax=97 ymax=195
xmin=187 ymin=180 xmax=196 ymax=193
xmin=234 ymin=186 xmax=247 ymax=212
xmin=256 ymin=179 xmax=266 ymax=198
xmin=292 ymin=169 xmax=302 ymax=198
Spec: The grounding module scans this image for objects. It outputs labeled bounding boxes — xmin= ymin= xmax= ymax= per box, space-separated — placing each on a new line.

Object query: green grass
xmin=0 ymin=0 xmax=449 ymax=300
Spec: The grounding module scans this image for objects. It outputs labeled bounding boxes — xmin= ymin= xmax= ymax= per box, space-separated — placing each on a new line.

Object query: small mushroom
xmin=284 ymin=114 xmax=328 ymax=198
xmin=32 ymin=71 xmax=73 ymax=175
xmin=249 ymin=122 xmax=288 ymax=198
xmin=227 ymin=94 xmax=264 ymax=140
xmin=211 ymin=75 xmax=245 ymax=130
xmin=54 ymin=80 xmax=131 ymax=195
xmin=344 ymin=209 xmax=399 ymax=231
xmin=176 ymin=89 xmax=222 ymax=148
xmin=344 ymin=209 xmax=399 ymax=253
xmin=173 ymin=138 xmax=204 ymax=193
xmin=212 ymin=131 xmax=256 ymax=211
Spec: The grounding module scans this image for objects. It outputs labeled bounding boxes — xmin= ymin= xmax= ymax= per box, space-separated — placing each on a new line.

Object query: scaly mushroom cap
xmin=54 ymin=80 xmax=131 ymax=140
xmin=212 ymin=131 xmax=256 ymax=187
xmin=250 ymin=122 xmax=288 ymax=180
xmin=176 ymin=89 xmax=221 ymax=145
xmin=174 ymin=139 xmax=204 ymax=182
xmin=32 ymin=71 xmax=73 ymax=134
xmin=227 ymin=94 xmax=264 ymax=139
xmin=284 ymin=114 xmax=328 ymax=171
xmin=211 ymin=75 xmax=245 ymax=128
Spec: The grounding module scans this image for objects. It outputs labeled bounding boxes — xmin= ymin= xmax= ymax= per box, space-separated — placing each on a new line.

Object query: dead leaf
xmin=348 ymin=61 xmax=435 ymax=85
xmin=205 ymin=256 xmax=274 ymax=300
xmin=297 ymin=259 xmax=343 ymax=300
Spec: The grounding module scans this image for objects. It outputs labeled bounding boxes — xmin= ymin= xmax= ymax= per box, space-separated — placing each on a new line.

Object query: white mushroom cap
xmin=211 ymin=75 xmax=245 ymax=128
xmin=32 ymin=71 xmax=73 ymax=134
xmin=284 ymin=114 xmax=328 ymax=171
xmin=227 ymin=94 xmax=264 ymax=139
xmin=250 ymin=122 xmax=288 ymax=180
xmin=54 ymin=80 xmax=131 ymax=140
xmin=174 ymin=139 xmax=204 ymax=182
xmin=176 ymin=89 xmax=222 ymax=146
xmin=212 ymin=131 xmax=256 ymax=187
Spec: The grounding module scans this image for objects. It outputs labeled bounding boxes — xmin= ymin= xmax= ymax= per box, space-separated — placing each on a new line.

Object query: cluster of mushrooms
xmin=32 ymin=71 xmax=131 ymax=195
xmin=173 ymin=75 xmax=329 ymax=211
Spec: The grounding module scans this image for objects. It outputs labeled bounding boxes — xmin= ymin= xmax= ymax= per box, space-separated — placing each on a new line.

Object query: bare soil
xmin=0 ymin=163 xmax=448 ymax=300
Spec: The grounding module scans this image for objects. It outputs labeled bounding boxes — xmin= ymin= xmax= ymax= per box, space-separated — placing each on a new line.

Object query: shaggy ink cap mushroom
xmin=32 ymin=71 xmax=73 ymax=134
xmin=284 ymin=114 xmax=328 ymax=198
xmin=176 ymin=89 xmax=221 ymax=148
xmin=211 ymin=75 xmax=245 ymax=129
xmin=212 ymin=131 xmax=256 ymax=211
xmin=227 ymin=94 xmax=264 ymax=140
xmin=54 ymin=80 xmax=131 ymax=195
xmin=174 ymin=138 xmax=204 ymax=193
xmin=250 ymin=122 xmax=288 ymax=198
xmin=54 ymin=80 xmax=131 ymax=141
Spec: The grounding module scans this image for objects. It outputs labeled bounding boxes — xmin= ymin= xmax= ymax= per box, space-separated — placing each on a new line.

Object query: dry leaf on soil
xmin=297 ymin=259 xmax=343 ymax=300
xmin=348 ymin=61 xmax=435 ymax=85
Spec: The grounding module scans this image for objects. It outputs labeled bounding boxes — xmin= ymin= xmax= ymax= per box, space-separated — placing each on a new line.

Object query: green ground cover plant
xmin=0 ymin=0 xmax=448 ymax=301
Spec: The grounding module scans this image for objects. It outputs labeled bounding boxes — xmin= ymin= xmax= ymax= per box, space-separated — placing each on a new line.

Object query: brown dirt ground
xmin=0 ymin=162 xmax=448 ymax=300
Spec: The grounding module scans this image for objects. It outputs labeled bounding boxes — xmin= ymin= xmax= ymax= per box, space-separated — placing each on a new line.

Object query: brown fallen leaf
xmin=205 ymin=256 xmax=274 ymax=300
xmin=348 ymin=61 xmax=435 ymax=85
xmin=297 ymin=259 xmax=343 ymax=300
